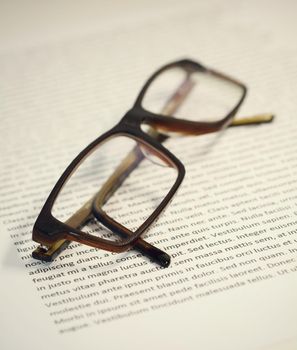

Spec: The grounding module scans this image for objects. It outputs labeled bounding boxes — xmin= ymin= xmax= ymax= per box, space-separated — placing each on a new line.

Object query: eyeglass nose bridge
xmin=119 ymin=107 xmax=149 ymax=130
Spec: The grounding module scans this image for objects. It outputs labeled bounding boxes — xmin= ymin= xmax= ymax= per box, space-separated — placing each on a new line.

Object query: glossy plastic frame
xmin=32 ymin=58 xmax=273 ymax=267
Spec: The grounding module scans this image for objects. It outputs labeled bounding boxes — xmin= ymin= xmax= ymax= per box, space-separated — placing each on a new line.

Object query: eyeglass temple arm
xmin=32 ymin=76 xmax=194 ymax=265
xmin=149 ymin=112 xmax=274 ymax=135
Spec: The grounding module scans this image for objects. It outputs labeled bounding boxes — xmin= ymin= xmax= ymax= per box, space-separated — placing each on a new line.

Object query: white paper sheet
xmin=1 ymin=1 xmax=297 ymax=349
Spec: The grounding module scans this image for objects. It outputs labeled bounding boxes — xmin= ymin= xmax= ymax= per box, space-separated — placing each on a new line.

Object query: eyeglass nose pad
xmin=137 ymin=143 xmax=173 ymax=168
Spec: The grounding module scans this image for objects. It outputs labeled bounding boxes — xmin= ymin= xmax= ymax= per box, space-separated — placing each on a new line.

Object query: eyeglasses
xmin=32 ymin=58 xmax=273 ymax=268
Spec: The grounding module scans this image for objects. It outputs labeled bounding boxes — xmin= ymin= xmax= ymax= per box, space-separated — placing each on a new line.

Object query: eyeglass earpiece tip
xmin=32 ymin=245 xmax=53 ymax=262
xmin=157 ymin=253 xmax=171 ymax=268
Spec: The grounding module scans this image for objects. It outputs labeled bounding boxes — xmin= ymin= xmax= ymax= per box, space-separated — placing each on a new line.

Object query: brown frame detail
xmin=32 ymin=58 xmax=274 ymax=267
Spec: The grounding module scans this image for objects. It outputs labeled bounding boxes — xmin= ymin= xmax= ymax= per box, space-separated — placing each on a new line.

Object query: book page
xmin=0 ymin=1 xmax=296 ymax=349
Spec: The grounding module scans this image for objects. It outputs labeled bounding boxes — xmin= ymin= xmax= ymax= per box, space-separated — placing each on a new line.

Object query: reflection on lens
xmin=52 ymin=136 xmax=177 ymax=243
xmin=142 ymin=67 xmax=243 ymax=123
